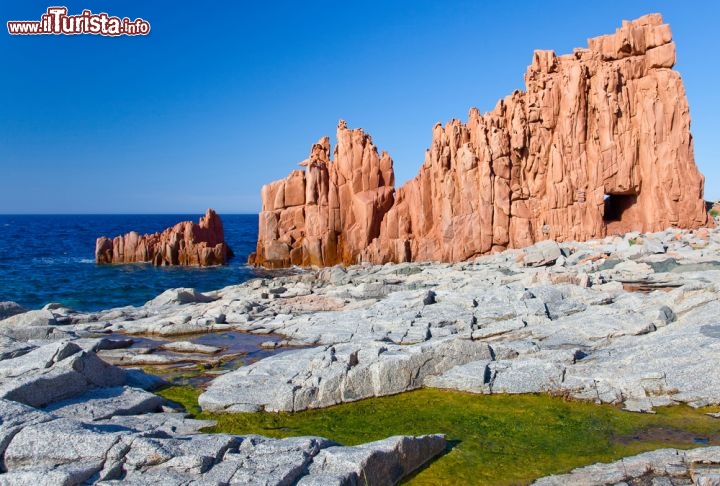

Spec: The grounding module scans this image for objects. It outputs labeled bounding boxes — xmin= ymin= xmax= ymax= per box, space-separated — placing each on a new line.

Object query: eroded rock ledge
xmin=96 ymin=208 xmax=234 ymax=266
xmin=252 ymin=14 xmax=708 ymax=268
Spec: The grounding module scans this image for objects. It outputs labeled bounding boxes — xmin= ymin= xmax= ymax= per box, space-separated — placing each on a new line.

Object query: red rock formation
xmin=251 ymin=14 xmax=708 ymax=268
xmin=250 ymin=123 xmax=394 ymax=268
xmin=96 ymin=209 xmax=233 ymax=266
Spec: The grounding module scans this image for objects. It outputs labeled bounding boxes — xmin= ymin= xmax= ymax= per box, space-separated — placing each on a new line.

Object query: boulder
xmin=522 ymin=240 xmax=562 ymax=267
xmin=145 ymin=287 xmax=218 ymax=306
xmin=0 ymin=342 xmax=126 ymax=408
xmin=0 ymin=302 xmax=27 ymax=321
xmin=0 ymin=309 xmax=56 ymax=328
xmin=298 ymin=434 xmax=446 ymax=486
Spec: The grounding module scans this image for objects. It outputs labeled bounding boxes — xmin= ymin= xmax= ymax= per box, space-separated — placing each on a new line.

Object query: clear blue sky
xmin=1 ymin=1 xmax=718 ymax=214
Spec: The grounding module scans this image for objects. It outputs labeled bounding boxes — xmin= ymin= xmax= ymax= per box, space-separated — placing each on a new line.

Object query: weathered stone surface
xmin=0 ymin=462 xmax=103 ymax=486
xmin=43 ymin=386 xmax=164 ymax=421
xmin=0 ymin=401 xmax=445 ymax=486
xmin=145 ymin=288 xmax=218 ymax=306
xmin=0 ymin=398 xmax=54 ymax=463
xmin=299 ymin=434 xmax=446 ymax=486
xmin=0 ymin=341 xmax=127 ymax=408
xmin=0 ymin=309 xmax=56 ymax=328
xmin=96 ymin=412 xmax=216 ymax=436
xmin=3 ymin=417 xmax=123 ymax=471
xmin=96 ymin=208 xmax=233 ymax=266
xmin=158 ymin=341 xmax=221 ymax=354
xmin=204 ymin=435 xmax=332 ymax=485
xmin=0 ymin=302 xmax=26 ymax=321
xmin=252 ymin=14 xmax=708 ymax=269
xmin=523 ymin=240 xmax=562 ymax=267
xmin=0 ymin=338 xmax=34 ymax=361
xmin=534 ymin=446 xmax=720 ymax=485
xmin=0 ymin=341 xmax=80 ymax=379
xmin=199 ymin=338 xmax=493 ymax=412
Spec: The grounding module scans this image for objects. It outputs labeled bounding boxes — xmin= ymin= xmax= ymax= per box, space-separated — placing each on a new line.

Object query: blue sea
xmin=0 ymin=214 xmax=261 ymax=312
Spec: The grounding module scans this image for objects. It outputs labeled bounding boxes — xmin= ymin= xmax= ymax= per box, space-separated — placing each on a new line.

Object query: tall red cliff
xmin=96 ymin=209 xmax=233 ymax=266
xmin=251 ymin=14 xmax=708 ymax=268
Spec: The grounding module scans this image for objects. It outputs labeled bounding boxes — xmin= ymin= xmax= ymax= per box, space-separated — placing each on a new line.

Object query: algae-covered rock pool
xmin=158 ymin=385 xmax=720 ymax=485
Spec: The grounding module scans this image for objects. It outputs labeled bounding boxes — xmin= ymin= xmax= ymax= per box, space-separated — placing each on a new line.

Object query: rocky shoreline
xmin=1 ymin=226 xmax=720 ymax=484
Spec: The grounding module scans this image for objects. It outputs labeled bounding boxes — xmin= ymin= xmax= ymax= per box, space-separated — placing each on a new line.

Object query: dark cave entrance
xmin=603 ymin=194 xmax=638 ymax=223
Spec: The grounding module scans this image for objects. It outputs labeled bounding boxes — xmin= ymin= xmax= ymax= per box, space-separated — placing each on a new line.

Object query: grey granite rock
xmin=0 ymin=302 xmax=27 ymax=321
xmin=424 ymin=360 xmax=492 ymax=393
xmin=523 ymin=240 xmax=562 ymax=267
xmin=534 ymin=447 xmax=720 ymax=485
xmin=146 ymin=288 xmax=218 ymax=307
xmin=199 ymin=337 xmax=493 ymax=412
xmin=0 ymin=338 xmax=35 ymax=361
xmin=0 ymin=462 xmax=103 ymax=486
xmin=0 ymin=309 xmax=56 ymax=328
xmin=3 ymin=417 xmax=125 ymax=470
xmin=96 ymin=412 xmax=215 ymax=436
xmin=124 ymin=368 xmax=167 ymax=391
xmin=490 ymin=357 xmax=567 ymax=394
xmin=0 ymin=342 xmax=126 ymax=407
xmin=158 ymin=341 xmax=221 ymax=354
xmin=299 ymin=434 xmax=446 ymax=486
xmin=43 ymin=386 xmax=164 ymax=421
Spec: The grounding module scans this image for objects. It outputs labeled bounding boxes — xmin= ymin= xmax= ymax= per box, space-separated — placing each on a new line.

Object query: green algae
xmin=156 ymin=386 xmax=720 ymax=485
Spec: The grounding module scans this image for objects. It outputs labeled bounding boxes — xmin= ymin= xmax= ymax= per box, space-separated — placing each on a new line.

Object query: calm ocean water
xmin=0 ymin=214 xmax=261 ymax=312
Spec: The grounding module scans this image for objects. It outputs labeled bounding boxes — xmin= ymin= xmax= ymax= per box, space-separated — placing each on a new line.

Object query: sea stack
xmin=251 ymin=14 xmax=708 ymax=269
xmin=96 ymin=208 xmax=233 ymax=266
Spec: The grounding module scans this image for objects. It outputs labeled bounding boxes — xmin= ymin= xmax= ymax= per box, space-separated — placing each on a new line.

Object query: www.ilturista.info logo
xmin=7 ymin=7 xmax=150 ymax=36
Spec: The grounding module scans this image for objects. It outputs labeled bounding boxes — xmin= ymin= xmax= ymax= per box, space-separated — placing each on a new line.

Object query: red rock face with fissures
xmin=96 ymin=209 xmax=233 ymax=266
xmin=251 ymin=14 xmax=708 ymax=269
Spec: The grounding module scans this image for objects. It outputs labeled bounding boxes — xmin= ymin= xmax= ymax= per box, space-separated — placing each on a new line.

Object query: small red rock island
xmin=96 ymin=208 xmax=233 ymax=266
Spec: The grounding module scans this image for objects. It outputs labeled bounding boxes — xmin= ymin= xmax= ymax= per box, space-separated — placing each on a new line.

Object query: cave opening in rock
xmin=603 ymin=194 xmax=637 ymax=223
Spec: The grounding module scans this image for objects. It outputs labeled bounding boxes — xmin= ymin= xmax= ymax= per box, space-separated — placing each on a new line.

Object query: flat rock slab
xmin=97 ymin=412 xmax=216 ymax=436
xmin=534 ymin=446 xmax=720 ymax=485
xmin=97 ymin=348 xmax=223 ymax=367
xmin=199 ymin=337 xmax=493 ymax=412
xmin=158 ymin=340 xmax=222 ymax=354
xmin=43 ymin=386 xmax=164 ymax=421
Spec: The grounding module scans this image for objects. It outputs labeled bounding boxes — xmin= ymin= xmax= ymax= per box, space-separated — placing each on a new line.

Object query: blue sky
xmin=1 ymin=1 xmax=718 ymax=214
